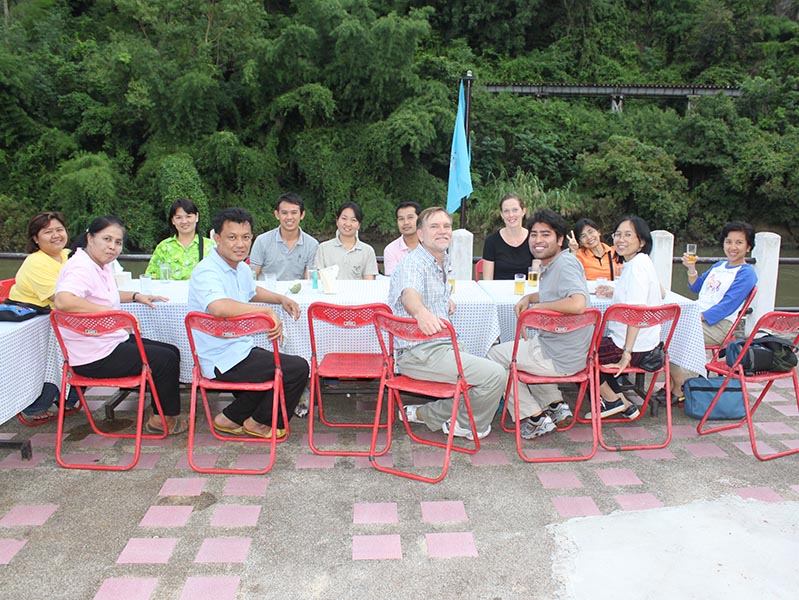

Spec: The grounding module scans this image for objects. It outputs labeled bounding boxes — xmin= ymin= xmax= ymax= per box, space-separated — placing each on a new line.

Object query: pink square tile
xmin=191 ymin=433 xmax=225 ymax=447
xmin=194 ymin=537 xmax=252 ymax=563
xmin=470 ymin=449 xmax=510 ymax=465
xmin=93 ymin=577 xmax=158 ymax=600
xmin=117 ymin=537 xmax=178 ymax=564
xmin=180 ymin=576 xmax=240 ymax=600
xmin=233 ymin=454 xmax=273 ymax=470
xmin=613 ymin=426 xmax=653 ymax=440
xmin=421 ymin=501 xmax=468 ymax=523
xmin=772 ymin=404 xmax=799 ymax=417
xmin=159 ymin=478 xmax=207 ymax=496
xmin=59 ymin=453 xmax=103 ymax=466
xmin=295 ymin=454 xmax=336 ymax=469
xmin=584 ymin=447 xmax=624 ymax=462
xmin=790 ymin=485 xmax=799 ymax=497
xmin=355 ymin=431 xmax=387 ymax=447
xmin=303 ymin=433 xmax=339 ymax=446
xmin=552 ymin=496 xmax=602 ymax=517
xmin=139 ymin=506 xmax=193 ymax=527
xmin=354 ymin=454 xmax=394 ymax=468
xmin=671 ymin=425 xmax=700 ymax=439
xmin=176 ymin=454 xmax=218 ymax=469
xmin=0 ymin=433 xmax=15 ymax=441
xmin=210 ymin=505 xmax=261 ymax=527
xmin=0 ymin=538 xmax=27 ymax=564
xmin=29 ymin=433 xmax=58 ymax=446
xmin=718 ymin=426 xmax=748 ymax=437
xmin=732 ymin=441 xmax=777 ymax=456
xmin=595 ymin=468 xmax=642 ymax=486
xmin=683 ymin=442 xmax=728 ymax=458
xmin=352 ymin=534 xmax=402 ymax=560
xmin=353 ymin=502 xmax=398 ymax=524
xmin=0 ymin=454 xmax=45 ymax=469
xmin=755 ymin=421 xmax=795 ymax=434
xmin=614 ymin=493 xmax=664 ymax=511
xmin=523 ymin=448 xmax=567 ymax=460
xmin=633 ymin=448 xmax=676 ymax=460
xmin=735 ymin=487 xmax=784 ymax=502
xmin=80 ymin=434 xmax=118 ymax=448
xmin=425 ymin=532 xmax=478 ymax=558
xmin=537 ymin=471 xmax=583 ymax=489
xmin=564 ymin=426 xmax=595 ymax=442
xmin=117 ymin=453 xmax=160 ymax=469
xmin=412 ymin=451 xmax=445 ymax=467
xmin=780 ymin=439 xmax=799 ymax=450
xmin=140 ymin=436 xmax=174 ymax=448
xmin=223 ymin=478 xmax=269 ymax=497
xmin=0 ymin=504 xmax=58 ymax=527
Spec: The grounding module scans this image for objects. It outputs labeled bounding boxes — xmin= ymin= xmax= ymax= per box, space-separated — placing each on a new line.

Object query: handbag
xmin=0 ymin=301 xmax=39 ymax=322
xmin=725 ymin=333 xmax=798 ymax=374
xmin=637 ymin=342 xmax=665 ymax=372
xmin=683 ymin=376 xmax=746 ymax=420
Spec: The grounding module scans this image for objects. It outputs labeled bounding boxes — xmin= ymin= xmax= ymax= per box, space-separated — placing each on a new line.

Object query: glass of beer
xmin=447 ymin=277 xmax=456 ymax=294
xmin=514 ymin=273 xmax=526 ymax=295
xmin=686 ymin=243 xmax=697 ymax=264
xmin=528 ymin=266 xmax=539 ymax=287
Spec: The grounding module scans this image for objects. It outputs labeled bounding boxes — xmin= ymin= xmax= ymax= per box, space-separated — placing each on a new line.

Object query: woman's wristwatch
xmin=132 ymin=292 xmax=139 ymax=302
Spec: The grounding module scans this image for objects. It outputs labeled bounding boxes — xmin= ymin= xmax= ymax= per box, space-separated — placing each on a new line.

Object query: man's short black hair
xmin=527 ymin=209 xmax=568 ymax=248
xmin=396 ymin=201 xmax=421 ymax=218
xmin=275 ymin=193 xmax=304 ymax=213
xmin=213 ymin=207 xmax=253 ymax=234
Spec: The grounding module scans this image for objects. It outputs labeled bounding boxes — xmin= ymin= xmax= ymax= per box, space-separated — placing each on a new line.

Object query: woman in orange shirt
xmin=567 ymin=218 xmax=616 ymax=281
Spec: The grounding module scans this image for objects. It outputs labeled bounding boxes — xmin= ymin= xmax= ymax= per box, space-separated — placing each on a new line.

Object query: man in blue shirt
xmin=188 ymin=207 xmax=309 ymax=438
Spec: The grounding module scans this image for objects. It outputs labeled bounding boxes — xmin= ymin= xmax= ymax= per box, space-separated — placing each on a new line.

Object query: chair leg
xmin=743 ymin=377 xmax=799 ymax=461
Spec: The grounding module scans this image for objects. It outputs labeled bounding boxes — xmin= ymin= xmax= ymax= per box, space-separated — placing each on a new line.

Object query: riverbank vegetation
xmin=1 ymin=0 xmax=798 ymax=251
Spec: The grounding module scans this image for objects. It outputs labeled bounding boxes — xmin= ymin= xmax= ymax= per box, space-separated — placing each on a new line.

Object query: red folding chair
xmin=473 ymin=259 xmax=484 ymax=282
xmin=49 ymin=310 xmax=168 ymax=470
xmin=499 ymin=308 xmax=602 ymax=462
xmin=706 ymin=286 xmax=757 ymax=361
xmin=0 ymin=278 xmax=14 ymax=302
xmin=307 ymin=302 xmax=391 ymax=456
xmin=590 ymin=303 xmax=681 ymax=452
xmin=369 ymin=311 xmax=480 ymax=484
xmin=698 ymin=311 xmax=799 ymax=460
xmin=184 ymin=312 xmax=290 ymax=475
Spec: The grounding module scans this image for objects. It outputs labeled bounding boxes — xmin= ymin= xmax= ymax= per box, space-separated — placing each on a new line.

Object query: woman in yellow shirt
xmin=9 ymin=211 xmax=70 ymax=309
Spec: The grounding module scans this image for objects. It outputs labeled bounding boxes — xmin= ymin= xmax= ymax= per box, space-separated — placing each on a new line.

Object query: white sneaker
xmin=399 ymin=404 xmax=424 ymax=424
xmin=442 ymin=418 xmax=490 ymax=441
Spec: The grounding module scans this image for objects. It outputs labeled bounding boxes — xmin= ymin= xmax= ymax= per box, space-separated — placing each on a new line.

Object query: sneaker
xmin=442 ymin=418 xmax=491 ymax=441
xmin=399 ymin=404 xmax=424 ymax=424
xmin=622 ymin=403 xmax=640 ymax=420
xmin=583 ymin=398 xmax=627 ymax=419
xmin=547 ymin=402 xmax=573 ymax=428
xmin=520 ymin=414 xmax=556 ymax=440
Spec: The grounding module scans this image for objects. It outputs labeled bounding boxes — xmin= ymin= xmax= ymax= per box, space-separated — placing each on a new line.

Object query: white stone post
xmin=650 ymin=230 xmax=674 ymax=293
xmin=749 ymin=232 xmax=781 ymax=334
xmin=450 ymin=229 xmax=474 ymax=280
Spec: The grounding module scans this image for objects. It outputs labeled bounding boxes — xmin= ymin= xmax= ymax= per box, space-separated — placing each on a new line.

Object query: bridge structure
xmin=481 ymin=82 xmax=742 ymax=112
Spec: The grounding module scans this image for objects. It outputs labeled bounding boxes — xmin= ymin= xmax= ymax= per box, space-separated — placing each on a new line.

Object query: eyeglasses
xmin=612 ymin=231 xmax=637 ymax=240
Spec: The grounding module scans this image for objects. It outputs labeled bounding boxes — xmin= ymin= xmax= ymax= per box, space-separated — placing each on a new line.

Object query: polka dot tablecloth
xmin=0 ymin=316 xmax=52 ymax=423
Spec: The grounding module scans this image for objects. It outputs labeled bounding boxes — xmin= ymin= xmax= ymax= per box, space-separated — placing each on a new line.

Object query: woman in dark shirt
xmin=481 ymin=194 xmax=534 ymax=280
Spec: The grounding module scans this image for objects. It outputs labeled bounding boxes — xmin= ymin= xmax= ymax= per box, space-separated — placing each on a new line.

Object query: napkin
xmin=319 ymin=265 xmax=339 ymax=294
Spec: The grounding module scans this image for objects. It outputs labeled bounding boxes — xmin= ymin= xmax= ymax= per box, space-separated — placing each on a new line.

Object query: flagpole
xmin=460 ymin=70 xmax=475 ymax=230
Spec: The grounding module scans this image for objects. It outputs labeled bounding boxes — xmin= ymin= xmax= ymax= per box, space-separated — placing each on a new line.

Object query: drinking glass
xmin=159 ymin=263 xmax=170 ymax=282
xmin=527 ymin=266 xmax=539 ymax=287
xmin=139 ymin=274 xmax=153 ymax=295
xmin=514 ymin=273 xmax=526 ymax=295
xmin=447 ymin=277 xmax=456 ymax=294
xmin=686 ymin=243 xmax=697 ymax=264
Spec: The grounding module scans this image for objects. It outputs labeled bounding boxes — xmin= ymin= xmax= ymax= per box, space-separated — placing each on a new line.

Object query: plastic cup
xmin=514 ymin=273 xmax=526 ymax=295
xmin=159 ymin=263 xmax=170 ymax=282
xmin=139 ymin=274 xmax=153 ymax=294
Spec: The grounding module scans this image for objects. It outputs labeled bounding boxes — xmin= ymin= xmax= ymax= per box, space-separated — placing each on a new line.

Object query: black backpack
xmin=724 ymin=333 xmax=798 ymax=375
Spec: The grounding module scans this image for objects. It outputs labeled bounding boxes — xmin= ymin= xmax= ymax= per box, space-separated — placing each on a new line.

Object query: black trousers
xmin=73 ymin=335 xmax=182 ymax=416
xmin=214 ymin=347 xmax=309 ymax=428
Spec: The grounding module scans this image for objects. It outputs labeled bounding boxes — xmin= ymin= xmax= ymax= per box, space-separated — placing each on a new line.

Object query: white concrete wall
xmin=449 ymin=229 xmax=474 ymax=280
xmin=651 ymin=230 xmax=674 ymax=292
xmin=749 ymin=231 xmax=781 ymax=334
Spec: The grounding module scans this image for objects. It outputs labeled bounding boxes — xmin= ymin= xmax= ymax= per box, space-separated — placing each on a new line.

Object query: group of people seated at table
xmin=8 ymin=191 xmax=757 ymax=444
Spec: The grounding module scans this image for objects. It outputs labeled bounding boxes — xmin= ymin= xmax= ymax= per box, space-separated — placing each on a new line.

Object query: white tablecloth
xmin=0 ymin=316 xmax=52 ymax=424
xmin=478 ymin=280 xmax=707 ymax=376
xmin=125 ymin=279 xmax=500 ymax=383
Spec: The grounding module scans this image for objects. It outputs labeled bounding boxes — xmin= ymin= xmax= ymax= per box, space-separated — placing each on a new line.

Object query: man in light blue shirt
xmin=188 ymin=207 xmax=309 ymax=439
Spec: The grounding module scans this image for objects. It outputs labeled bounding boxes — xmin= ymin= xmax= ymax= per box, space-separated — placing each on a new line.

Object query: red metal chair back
xmin=184 ymin=311 xmax=287 ymax=475
xmin=49 ymin=309 xmax=167 ymax=470
xmin=502 ymin=308 xmax=603 ymax=463
xmin=594 ymin=303 xmax=681 ymax=452
xmin=306 ymin=302 xmax=391 ymax=457
xmin=370 ymin=310 xmax=477 ymax=484
xmin=707 ymin=285 xmax=757 ymax=360
xmin=473 ymin=259 xmax=484 ymax=282
xmin=700 ymin=311 xmax=799 ymax=460
xmin=0 ymin=278 xmax=14 ymax=302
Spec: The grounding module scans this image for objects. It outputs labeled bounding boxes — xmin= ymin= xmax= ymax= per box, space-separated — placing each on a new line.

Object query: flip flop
xmin=144 ymin=418 xmax=188 ymax=436
xmin=213 ymin=422 xmax=244 ymax=436
xmin=24 ymin=409 xmax=58 ymax=422
xmin=243 ymin=425 xmax=287 ymax=440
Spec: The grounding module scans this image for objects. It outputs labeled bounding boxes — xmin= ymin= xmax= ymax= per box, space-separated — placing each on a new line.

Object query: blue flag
xmin=446 ymin=81 xmax=473 ymax=214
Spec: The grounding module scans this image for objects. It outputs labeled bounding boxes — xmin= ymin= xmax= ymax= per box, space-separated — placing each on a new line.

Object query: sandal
xmin=243 ymin=425 xmax=287 ymax=440
xmin=144 ymin=417 xmax=188 ymax=436
xmin=24 ymin=409 xmax=58 ymax=422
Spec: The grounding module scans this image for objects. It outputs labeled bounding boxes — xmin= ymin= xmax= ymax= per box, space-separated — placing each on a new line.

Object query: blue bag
xmin=683 ymin=376 xmax=746 ymax=420
xmin=0 ymin=302 xmax=38 ymax=322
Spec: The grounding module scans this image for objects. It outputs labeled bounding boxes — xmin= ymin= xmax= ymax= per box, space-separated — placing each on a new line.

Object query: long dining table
xmin=477 ymin=279 xmax=708 ymax=376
